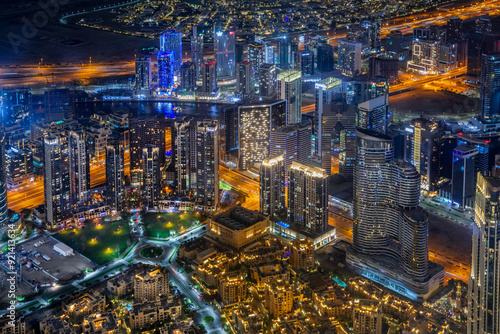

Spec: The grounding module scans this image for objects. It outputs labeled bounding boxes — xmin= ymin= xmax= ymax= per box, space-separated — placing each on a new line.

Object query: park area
xmin=55 ymin=219 xmax=132 ymax=265
xmin=142 ymin=212 xmax=206 ymax=239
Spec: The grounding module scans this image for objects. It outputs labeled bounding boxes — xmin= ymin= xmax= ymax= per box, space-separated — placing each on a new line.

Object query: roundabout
xmin=140 ymin=246 xmax=164 ymax=259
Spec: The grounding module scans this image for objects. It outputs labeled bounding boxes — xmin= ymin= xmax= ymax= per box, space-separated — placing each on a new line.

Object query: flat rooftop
xmin=213 ymin=205 xmax=265 ymax=230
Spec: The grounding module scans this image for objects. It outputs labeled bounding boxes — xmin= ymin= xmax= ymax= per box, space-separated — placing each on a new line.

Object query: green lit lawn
xmin=142 ymin=212 xmax=205 ymax=239
xmin=54 ymin=220 xmax=132 ymax=265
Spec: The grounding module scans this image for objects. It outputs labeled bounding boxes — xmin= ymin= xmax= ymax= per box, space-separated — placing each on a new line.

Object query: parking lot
xmin=11 ymin=235 xmax=95 ymax=287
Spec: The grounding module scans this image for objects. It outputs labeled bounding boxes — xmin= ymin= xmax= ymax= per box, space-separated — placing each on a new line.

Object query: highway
xmin=219 ymin=165 xmax=260 ymax=211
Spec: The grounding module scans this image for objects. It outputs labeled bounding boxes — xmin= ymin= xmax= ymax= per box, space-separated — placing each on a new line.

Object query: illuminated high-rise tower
xmin=480 ymin=53 xmax=500 ymax=127
xmin=260 ymin=155 xmax=285 ymax=217
xmin=157 ymin=51 xmax=174 ymax=90
xmin=214 ymin=22 xmax=236 ymax=80
xmin=135 ymin=57 xmax=152 ymax=90
xmin=287 ymin=162 xmax=328 ymax=234
xmin=277 ymin=69 xmax=302 ymax=125
xmin=346 ymin=129 xmax=444 ymax=301
xmin=142 ymin=145 xmax=161 ymax=210
xmin=160 ymin=29 xmax=182 ymax=75
xmin=191 ymin=25 xmax=204 ymax=80
xmin=106 ymin=139 xmax=125 ymax=212
xmin=468 ymin=173 xmax=500 ymax=334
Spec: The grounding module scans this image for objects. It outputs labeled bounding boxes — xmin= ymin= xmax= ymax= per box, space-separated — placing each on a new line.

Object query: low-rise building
xmin=218 ymin=272 xmax=247 ymax=305
xmin=39 ymin=317 xmax=76 ymax=334
xmin=134 ymin=265 xmax=169 ymax=302
xmin=352 ymin=300 xmax=383 ymax=334
xmin=82 ymin=313 xmax=121 ymax=334
xmin=129 ymin=298 xmax=182 ymax=329
xmin=264 ymin=280 xmax=294 ymax=318
xmin=207 ymin=205 xmax=269 ymax=249
xmin=62 ymin=290 xmax=106 ymax=318
xmin=252 ymin=263 xmax=290 ymax=287
xmin=289 ymin=238 xmax=314 ymax=271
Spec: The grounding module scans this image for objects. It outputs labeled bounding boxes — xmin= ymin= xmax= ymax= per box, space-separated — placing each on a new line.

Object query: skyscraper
xmin=259 ymin=155 xmax=285 ymax=218
xmin=236 ymin=61 xmax=254 ymax=96
xmin=180 ymin=61 xmax=197 ymax=91
xmin=337 ymin=40 xmax=362 ymax=76
xmin=356 ymin=94 xmax=389 ymax=135
xmin=249 ymin=42 xmax=265 ymax=82
xmin=142 ymin=145 xmax=161 ymax=209
xmin=277 ymin=38 xmax=293 ymax=69
xmin=44 ymin=133 xmax=70 ymax=229
xmin=468 ymin=173 xmax=500 ymax=334
xmin=238 ymin=100 xmax=287 ymax=170
xmin=68 ymin=129 xmax=90 ymax=207
xmin=201 ymin=60 xmax=217 ymax=93
xmin=287 ymin=162 xmax=328 ymax=234
xmin=105 ymin=139 xmax=125 ymax=212
xmin=160 ymin=29 xmax=182 ymax=75
xmin=270 ymin=120 xmax=312 ymax=181
xmin=359 ymin=19 xmax=381 ymax=50
xmin=314 ymin=77 xmax=343 ymax=157
xmin=407 ymin=40 xmax=440 ymax=74
xmin=157 ymin=51 xmax=174 ymax=90
xmin=347 ymin=129 xmax=444 ymax=301
xmin=298 ymin=51 xmax=314 ymax=76
xmin=0 ymin=125 xmax=7 ymax=226
xmin=135 ymin=57 xmax=152 ymax=90
xmin=277 ymin=69 xmax=302 ymax=125
xmin=214 ymin=22 xmax=236 ymax=80
xmin=480 ymin=53 xmax=500 ymax=126
xmin=191 ymin=25 xmax=204 ymax=80
xmin=44 ymin=89 xmax=72 ymax=123
xmin=317 ymin=44 xmax=334 ymax=73
xmin=447 ymin=17 xmax=463 ymax=42
xmin=259 ymin=64 xmax=277 ymax=98
xmin=174 ymin=119 xmax=219 ymax=210
xmin=129 ymin=114 xmax=165 ymax=184
xmin=343 ymin=76 xmax=389 ymax=106
xmin=452 ymin=144 xmax=478 ymax=208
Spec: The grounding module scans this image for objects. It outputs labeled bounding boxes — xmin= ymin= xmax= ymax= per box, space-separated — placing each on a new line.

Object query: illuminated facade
xmin=264 ymin=280 xmax=294 ymax=317
xmin=337 ymin=40 xmax=362 ymax=76
xmin=287 ymin=162 xmax=328 ymax=234
xmin=218 ymin=272 xmax=247 ymax=305
xmin=277 ymin=69 xmax=302 ymax=125
xmin=359 ymin=19 xmax=381 ymax=50
xmin=191 ymin=24 xmax=203 ymax=80
xmin=468 ymin=173 xmax=500 ymax=334
xmin=201 ymin=60 xmax=217 ymax=93
xmin=142 ymin=145 xmax=161 ymax=210
xmin=407 ymin=39 xmax=440 ymax=74
xmin=238 ymin=100 xmax=287 ymax=170
xmin=214 ymin=22 xmax=236 ymax=80
xmin=43 ymin=133 xmax=71 ymax=229
xmin=452 ymin=144 xmax=478 ymax=208
xmin=175 ymin=119 xmax=219 ymax=209
xmin=289 ymin=238 xmax=314 ymax=270
xmin=480 ymin=52 xmax=500 ymax=125
xmin=347 ymin=129 xmax=444 ymax=301
xmin=68 ymin=129 xmax=90 ymax=207
xmin=249 ymin=41 xmax=265 ymax=83
xmin=259 ymin=64 xmax=277 ymax=98
xmin=236 ymin=61 xmax=254 ymax=96
xmin=180 ymin=61 xmax=196 ymax=91
xmin=270 ymin=120 xmax=312 ymax=180
xmin=134 ymin=266 xmax=169 ymax=302
xmin=207 ymin=206 xmax=269 ymax=249
xmin=259 ymin=155 xmax=285 ymax=217
xmin=356 ymin=94 xmax=389 ymax=135
xmin=160 ymin=29 xmax=182 ymax=74
xmin=353 ymin=300 xmax=383 ymax=334
xmin=135 ymin=57 xmax=152 ymax=90
xmin=157 ymin=51 xmax=174 ymax=90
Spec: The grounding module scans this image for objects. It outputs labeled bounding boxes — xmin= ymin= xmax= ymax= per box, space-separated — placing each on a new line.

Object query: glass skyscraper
xmin=157 ymin=51 xmax=174 ymax=90
xmin=160 ymin=29 xmax=182 ymax=75
xmin=214 ymin=22 xmax=236 ymax=80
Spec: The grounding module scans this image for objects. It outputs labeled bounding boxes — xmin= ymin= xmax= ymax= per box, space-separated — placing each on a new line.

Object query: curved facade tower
xmin=348 ymin=129 xmax=441 ymax=301
xmin=401 ymin=208 xmax=429 ymax=278
xmin=352 ymin=129 xmax=395 ymax=256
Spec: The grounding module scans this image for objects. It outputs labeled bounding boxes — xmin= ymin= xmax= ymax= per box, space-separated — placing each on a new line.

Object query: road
xmin=219 ymin=165 xmax=259 ymax=211
xmin=0 ymin=0 xmax=496 ymax=87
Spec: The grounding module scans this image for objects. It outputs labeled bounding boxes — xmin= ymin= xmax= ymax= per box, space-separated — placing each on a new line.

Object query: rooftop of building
xmin=356 ymin=128 xmax=392 ymax=142
xmin=212 ymin=205 xmax=266 ymax=230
